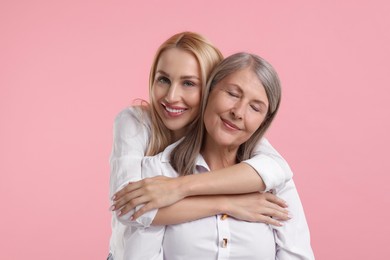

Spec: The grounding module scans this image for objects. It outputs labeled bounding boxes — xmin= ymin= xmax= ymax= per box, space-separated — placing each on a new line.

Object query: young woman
xmin=109 ymin=33 xmax=293 ymax=260
xmin=122 ymin=52 xmax=314 ymax=259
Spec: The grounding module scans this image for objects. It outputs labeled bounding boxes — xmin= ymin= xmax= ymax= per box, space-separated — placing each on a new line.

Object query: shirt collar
xmin=160 ymin=142 xmax=210 ymax=174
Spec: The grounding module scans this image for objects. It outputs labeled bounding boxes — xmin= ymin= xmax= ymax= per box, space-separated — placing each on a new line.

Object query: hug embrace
xmin=108 ymin=32 xmax=314 ymax=260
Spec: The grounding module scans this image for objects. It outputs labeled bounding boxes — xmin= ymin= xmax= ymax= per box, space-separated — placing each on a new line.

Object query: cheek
xmin=247 ymin=115 xmax=265 ymax=133
xmin=187 ymin=90 xmax=202 ymax=109
xmin=154 ymin=84 xmax=167 ymax=97
xmin=151 ymin=85 xmax=160 ymax=101
xmin=151 ymin=94 xmax=160 ymax=110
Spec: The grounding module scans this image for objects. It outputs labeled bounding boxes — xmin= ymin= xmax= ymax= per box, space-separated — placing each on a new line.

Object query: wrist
xmin=176 ymin=175 xmax=192 ymax=198
xmin=216 ymin=195 xmax=230 ymax=215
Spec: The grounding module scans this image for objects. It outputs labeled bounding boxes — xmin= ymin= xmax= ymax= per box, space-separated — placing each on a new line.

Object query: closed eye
xmin=250 ymin=104 xmax=261 ymax=112
xmin=227 ymin=90 xmax=240 ymax=98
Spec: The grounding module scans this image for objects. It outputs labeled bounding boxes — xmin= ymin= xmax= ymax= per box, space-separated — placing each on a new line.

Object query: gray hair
xmin=171 ymin=52 xmax=282 ymax=175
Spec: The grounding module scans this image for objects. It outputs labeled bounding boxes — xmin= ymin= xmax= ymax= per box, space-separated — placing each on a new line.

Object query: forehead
xmin=156 ymin=48 xmax=200 ymax=75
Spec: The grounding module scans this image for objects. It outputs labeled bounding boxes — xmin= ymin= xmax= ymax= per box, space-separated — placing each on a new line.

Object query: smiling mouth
xmin=162 ymin=103 xmax=187 ymax=116
xmin=221 ymin=118 xmax=241 ymax=131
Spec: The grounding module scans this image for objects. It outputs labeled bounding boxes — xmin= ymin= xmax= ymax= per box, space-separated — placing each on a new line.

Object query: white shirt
xmin=124 ymin=143 xmax=314 ymax=259
xmin=109 ymin=107 xmax=295 ymax=260
xmin=109 ymin=107 xmax=151 ymax=260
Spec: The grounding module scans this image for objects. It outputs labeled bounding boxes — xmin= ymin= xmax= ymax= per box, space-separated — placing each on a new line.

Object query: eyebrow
xmin=156 ymin=70 xmax=200 ymax=81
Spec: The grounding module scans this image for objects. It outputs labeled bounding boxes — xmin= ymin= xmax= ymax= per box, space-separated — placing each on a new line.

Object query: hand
xmin=112 ymin=176 xmax=185 ymax=219
xmin=224 ymin=192 xmax=290 ymax=226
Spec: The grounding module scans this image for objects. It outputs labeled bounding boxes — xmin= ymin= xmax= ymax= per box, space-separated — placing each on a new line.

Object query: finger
xmin=261 ymin=206 xmax=290 ymax=221
xmin=268 ymin=209 xmax=290 ymax=221
xmin=113 ymin=189 xmax=145 ymax=210
xmin=264 ymin=193 xmax=288 ymax=208
xmin=250 ymin=214 xmax=281 ymax=226
xmin=258 ymin=198 xmax=287 ymax=212
xmin=262 ymin=201 xmax=289 ymax=218
xmin=113 ymin=181 xmax=143 ymax=200
xmin=264 ymin=200 xmax=289 ymax=214
xmin=118 ymin=196 xmax=150 ymax=216
xmin=260 ymin=215 xmax=284 ymax=227
xmin=132 ymin=203 xmax=154 ymax=220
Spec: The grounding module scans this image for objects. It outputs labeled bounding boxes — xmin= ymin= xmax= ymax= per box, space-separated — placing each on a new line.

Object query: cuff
xmin=243 ymin=154 xmax=286 ymax=191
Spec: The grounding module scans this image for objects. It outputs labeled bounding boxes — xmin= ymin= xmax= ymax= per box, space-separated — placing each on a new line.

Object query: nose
xmin=231 ymin=101 xmax=245 ymax=120
xmin=164 ymin=83 xmax=181 ymax=103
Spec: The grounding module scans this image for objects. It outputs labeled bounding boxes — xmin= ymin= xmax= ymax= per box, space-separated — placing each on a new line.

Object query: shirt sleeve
xmin=123 ymin=225 xmax=165 ymax=260
xmin=242 ymin=137 xmax=293 ymax=191
xmin=110 ymin=107 xmax=152 ymax=226
xmin=273 ymin=180 xmax=315 ymax=260
xmin=120 ymin=143 xmax=180 ymax=227
xmin=109 ymin=107 xmax=150 ymax=197
xmin=122 ymin=153 xmax=168 ymax=260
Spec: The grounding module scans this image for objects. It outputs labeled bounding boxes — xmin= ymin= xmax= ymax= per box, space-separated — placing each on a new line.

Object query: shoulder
xmin=114 ymin=106 xmax=151 ymax=132
xmin=111 ymin=106 xmax=152 ymax=143
xmin=115 ymin=106 xmax=151 ymax=125
xmin=253 ymin=137 xmax=271 ymax=150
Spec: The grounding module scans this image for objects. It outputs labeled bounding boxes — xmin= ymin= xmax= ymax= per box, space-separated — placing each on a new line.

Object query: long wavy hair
xmin=146 ymin=32 xmax=223 ymax=156
xmin=170 ymin=52 xmax=282 ymax=176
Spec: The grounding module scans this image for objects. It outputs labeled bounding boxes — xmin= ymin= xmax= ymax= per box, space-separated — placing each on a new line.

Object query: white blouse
xmin=122 ymin=144 xmax=314 ymax=260
xmin=109 ymin=107 xmax=296 ymax=260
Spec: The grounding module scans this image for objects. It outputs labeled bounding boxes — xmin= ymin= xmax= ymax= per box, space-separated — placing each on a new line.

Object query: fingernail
xmin=278 ymin=222 xmax=284 ymax=226
xmin=288 ymin=214 xmax=293 ymax=219
xmin=116 ymin=210 xmax=122 ymax=216
xmin=109 ymin=205 xmax=115 ymax=211
xmin=111 ymin=195 xmax=116 ymax=200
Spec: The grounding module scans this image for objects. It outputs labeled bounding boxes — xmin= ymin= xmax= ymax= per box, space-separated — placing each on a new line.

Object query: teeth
xmin=165 ymin=106 xmax=185 ymax=113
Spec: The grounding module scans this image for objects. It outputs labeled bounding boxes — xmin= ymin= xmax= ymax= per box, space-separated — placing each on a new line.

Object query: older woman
xmin=122 ymin=52 xmax=314 ymax=259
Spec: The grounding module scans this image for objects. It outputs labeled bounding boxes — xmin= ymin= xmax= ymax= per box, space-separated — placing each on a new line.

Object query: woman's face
xmin=203 ymin=68 xmax=269 ymax=149
xmin=152 ymin=48 xmax=202 ymax=140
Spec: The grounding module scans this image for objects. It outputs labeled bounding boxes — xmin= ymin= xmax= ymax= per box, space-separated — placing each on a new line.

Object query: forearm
xmin=177 ymin=163 xmax=265 ymax=198
xmin=152 ymin=195 xmax=225 ymax=225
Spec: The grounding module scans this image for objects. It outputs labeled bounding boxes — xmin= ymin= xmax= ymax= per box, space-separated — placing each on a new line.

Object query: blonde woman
xmin=109 ymin=33 xmax=293 ymax=260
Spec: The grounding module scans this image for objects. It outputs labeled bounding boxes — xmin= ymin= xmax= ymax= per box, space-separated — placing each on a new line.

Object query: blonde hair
xmin=171 ymin=52 xmax=282 ymax=176
xmin=146 ymin=32 xmax=223 ymax=156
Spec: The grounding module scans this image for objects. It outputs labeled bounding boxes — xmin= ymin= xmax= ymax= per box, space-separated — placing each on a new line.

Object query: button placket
xmin=216 ymin=214 xmax=231 ymax=259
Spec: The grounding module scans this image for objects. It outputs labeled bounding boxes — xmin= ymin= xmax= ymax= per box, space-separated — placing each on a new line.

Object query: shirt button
xmin=221 ymin=238 xmax=228 ymax=248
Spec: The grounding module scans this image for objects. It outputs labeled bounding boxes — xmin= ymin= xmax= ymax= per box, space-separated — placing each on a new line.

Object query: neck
xmin=201 ymin=134 xmax=239 ymax=171
xmin=172 ymin=129 xmax=186 ymax=142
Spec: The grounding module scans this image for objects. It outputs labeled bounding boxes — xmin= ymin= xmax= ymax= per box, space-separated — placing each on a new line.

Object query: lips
xmin=161 ymin=103 xmax=187 ymax=116
xmin=221 ymin=118 xmax=241 ymax=131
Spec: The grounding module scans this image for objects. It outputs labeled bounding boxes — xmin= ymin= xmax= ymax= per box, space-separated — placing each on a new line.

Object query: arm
xmin=112 ymin=137 xmax=292 ymax=215
xmin=181 ymin=137 xmax=293 ymax=195
xmin=245 ymin=137 xmax=293 ymax=191
xmin=273 ymin=180 xmax=315 ymax=259
xmin=109 ymin=107 xmax=152 ymax=258
xmin=109 ymin=107 xmax=150 ymax=198
xmin=115 ymin=145 xmax=289 ymax=227
xmin=152 ymin=192 xmax=290 ymax=227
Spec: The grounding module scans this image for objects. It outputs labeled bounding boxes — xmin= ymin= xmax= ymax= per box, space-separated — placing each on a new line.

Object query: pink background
xmin=1 ymin=0 xmax=389 ymax=259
